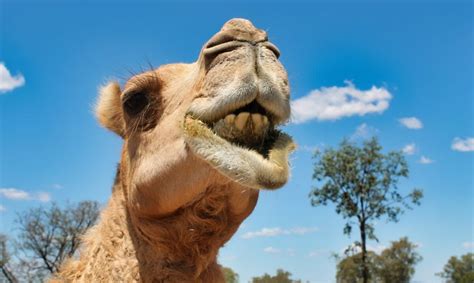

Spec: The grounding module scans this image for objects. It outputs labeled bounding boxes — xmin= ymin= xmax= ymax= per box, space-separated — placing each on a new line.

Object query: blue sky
xmin=1 ymin=1 xmax=472 ymax=282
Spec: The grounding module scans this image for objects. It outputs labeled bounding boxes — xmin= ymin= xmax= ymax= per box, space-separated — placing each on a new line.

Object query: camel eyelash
xmin=123 ymin=72 xmax=162 ymax=99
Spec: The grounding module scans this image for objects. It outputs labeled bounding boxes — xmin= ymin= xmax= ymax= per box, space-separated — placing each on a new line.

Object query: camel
xmin=54 ymin=18 xmax=295 ymax=282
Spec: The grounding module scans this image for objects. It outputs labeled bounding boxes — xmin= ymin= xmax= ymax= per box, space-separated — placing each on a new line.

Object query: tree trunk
xmin=360 ymin=222 xmax=368 ymax=283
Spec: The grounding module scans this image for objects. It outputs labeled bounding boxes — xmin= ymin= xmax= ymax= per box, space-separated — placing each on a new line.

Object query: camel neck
xmin=116 ymin=183 xmax=237 ymax=282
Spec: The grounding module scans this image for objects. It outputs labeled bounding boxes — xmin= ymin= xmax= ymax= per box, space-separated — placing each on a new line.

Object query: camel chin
xmin=183 ymin=110 xmax=296 ymax=190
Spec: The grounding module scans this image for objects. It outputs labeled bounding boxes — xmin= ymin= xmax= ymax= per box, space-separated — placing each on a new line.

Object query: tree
xmin=0 ymin=234 xmax=17 ymax=283
xmin=437 ymin=253 xmax=474 ymax=283
xmin=377 ymin=237 xmax=422 ymax=282
xmin=336 ymin=251 xmax=379 ymax=283
xmin=252 ymin=268 xmax=302 ymax=283
xmin=336 ymin=237 xmax=421 ymax=283
xmin=310 ymin=138 xmax=423 ymax=283
xmin=222 ymin=266 xmax=239 ymax=283
xmin=14 ymin=201 xmax=100 ymax=279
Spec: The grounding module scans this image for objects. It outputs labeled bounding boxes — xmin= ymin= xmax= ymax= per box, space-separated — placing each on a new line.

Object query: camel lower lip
xmin=183 ymin=115 xmax=296 ymax=190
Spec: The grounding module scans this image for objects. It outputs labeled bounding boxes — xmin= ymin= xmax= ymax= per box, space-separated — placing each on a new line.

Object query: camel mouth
xmin=183 ymin=104 xmax=296 ymax=190
xmin=206 ymin=100 xmax=277 ymax=155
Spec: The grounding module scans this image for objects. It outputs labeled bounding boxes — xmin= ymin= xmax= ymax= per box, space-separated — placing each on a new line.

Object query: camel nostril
xmin=205 ymin=33 xmax=235 ymax=49
xmin=262 ymin=42 xmax=280 ymax=58
xmin=202 ymin=39 xmax=244 ymax=69
xmin=203 ymin=40 xmax=242 ymax=56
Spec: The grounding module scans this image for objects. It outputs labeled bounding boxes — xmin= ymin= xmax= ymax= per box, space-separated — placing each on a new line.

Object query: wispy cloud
xmin=0 ymin=62 xmax=25 ymax=93
xmin=0 ymin=205 xmax=5 ymax=212
xmin=399 ymin=117 xmax=423 ymax=129
xmin=451 ymin=137 xmax=474 ymax=152
xmin=0 ymin=188 xmax=51 ymax=202
xmin=419 ymin=156 xmax=434 ymax=164
xmin=308 ymin=251 xmax=322 ymax=257
xmin=290 ymin=80 xmax=391 ymax=124
xmin=52 ymin=184 xmax=63 ymax=190
xmin=36 ymin=192 xmax=51 ymax=202
xmin=462 ymin=242 xmax=474 ymax=250
xmin=263 ymin=247 xmax=296 ymax=256
xmin=241 ymin=226 xmax=318 ymax=239
xmin=350 ymin=123 xmax=378 ymax=141
xmin=402 ymin=143 xmax=416 ymax=155
xmin=263 ymin=246 xmax=281 ymax=254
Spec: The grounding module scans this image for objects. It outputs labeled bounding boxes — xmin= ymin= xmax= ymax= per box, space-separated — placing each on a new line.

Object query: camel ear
xmin=95 ymin=81 xmax=125 ymax=138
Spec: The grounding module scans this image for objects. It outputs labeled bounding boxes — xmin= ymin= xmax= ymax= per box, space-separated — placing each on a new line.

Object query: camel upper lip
xmin=188 ymin=99 xmax=275 ymax=126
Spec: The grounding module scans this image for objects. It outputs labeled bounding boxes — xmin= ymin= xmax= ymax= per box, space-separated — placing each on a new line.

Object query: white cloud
xmin=351 ymin=123 xmax=378 ymax=140
xmin=241 ymin=226 xmax=318 ymax=239
xmin=369 ymin=244 xmax=387 ymax=254
xmin=0 ymin=62 xmax=25 ymax=93
xmin=0 ymin=188 xmax=30 ymax=200
xmin=289 ymin=227 xmax=319 ymax=235
xmin=402 ymin=143 xmax=416 ymax=155
xmin=399 ymin=117 xmax=423 ymax=129
xmin=452 ymin=137 xmax=474 ymax=152
xmin=463 ymin=242 xmax=474 ymax=250
xmin=308 ymin=251 xmax=321 ymax=257
xmin=0 ymin=188 xmax=51 ymax=202
xmin=343 ymin=243 xmax=387 ymax=255
xmin=263 ymin=246 xmax=281 ymax=254
xmin=419 ymin=156 xmax=434 ymax=164
xmin=0 ymin=205 xmax=5 ymax=212
xmin=263 ymin=247 xmax=296 ymax=256
xmin=290 ymin=80 xmax=392 ymax=124
xmin=52 ymin=184 xmax=63 ymax=190
xmin=36 ymin=192 xmax=51 ymax=202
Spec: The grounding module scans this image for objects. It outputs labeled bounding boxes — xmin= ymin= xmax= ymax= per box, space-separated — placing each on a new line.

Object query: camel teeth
xmin=235 ymin=112 xmax=250 ymax=130
xmin=251 ymin=114 xmax=263 ymax=132
xmin=224 ymin=114 xmax=236 ymax=124
xmin=262 ymin=115 xmax=269 ymax=126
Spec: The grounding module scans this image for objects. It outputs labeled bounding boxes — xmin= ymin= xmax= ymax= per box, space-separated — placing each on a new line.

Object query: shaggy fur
xmin=54 ymin=18 xmax=294 ymax=282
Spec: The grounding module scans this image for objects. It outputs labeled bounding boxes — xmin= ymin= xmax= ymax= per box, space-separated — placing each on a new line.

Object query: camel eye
xmin=123 ymin=92 xmax=149 ymax=116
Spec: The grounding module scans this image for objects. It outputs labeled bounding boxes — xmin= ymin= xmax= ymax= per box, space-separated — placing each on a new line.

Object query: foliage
xmin=376 ymin=237 xmax=422 ymax=283
xmin=14 ymin=201 xmax=100 ymax=280
xmin=336 ymin=251 xmax=379 ymax=283
xmin=437 ymin=253 xmax=474 ymax=283
xmin=337 ymin=237 xmax=421 ymax=283
xmin=252 ymin=268 xmax=302 ymax=283
xmin=222 ymin=266 xmax=239 ymax=283
xmin=310 ymin=138 xmax=423 ymax=283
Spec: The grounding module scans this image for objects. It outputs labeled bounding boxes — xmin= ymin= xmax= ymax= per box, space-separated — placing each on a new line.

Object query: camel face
xmin=96 ymin=18 xmax=295 ymax=216
xmin=184 ymin=19 xmax=295 ymax=190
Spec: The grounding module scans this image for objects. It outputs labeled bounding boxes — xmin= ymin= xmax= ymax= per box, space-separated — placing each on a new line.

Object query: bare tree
xmin=0 ymin=234 xmax=17 ymax=283
xmin=15 ymin=201 xmax=100 ymax=277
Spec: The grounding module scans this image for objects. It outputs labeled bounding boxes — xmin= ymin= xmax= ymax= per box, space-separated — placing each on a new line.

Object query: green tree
xmin=252 ymin=268 xmax=302 ymax=283
xmin=437 ymin=253 xmax=474 ymax=283
xmin=336 ymin=237 xmax=421 ymax=283
xmin=222 ymin=266 xmax=239 ymax=283
xmin=310 ymin=138 xmax=423 ymax=283
xmin=376 ymin=237 xmax=422 ymax=283
xmin=336 ymin=251 xmax=379 ymax=283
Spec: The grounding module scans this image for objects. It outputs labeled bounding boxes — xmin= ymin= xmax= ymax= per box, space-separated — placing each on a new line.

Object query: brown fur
xmin=54 ymin=19 xmax=293 ymax=282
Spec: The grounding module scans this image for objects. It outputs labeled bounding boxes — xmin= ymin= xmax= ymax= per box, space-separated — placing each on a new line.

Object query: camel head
xmin=95 ymin=18 xmax=295 ymax=217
